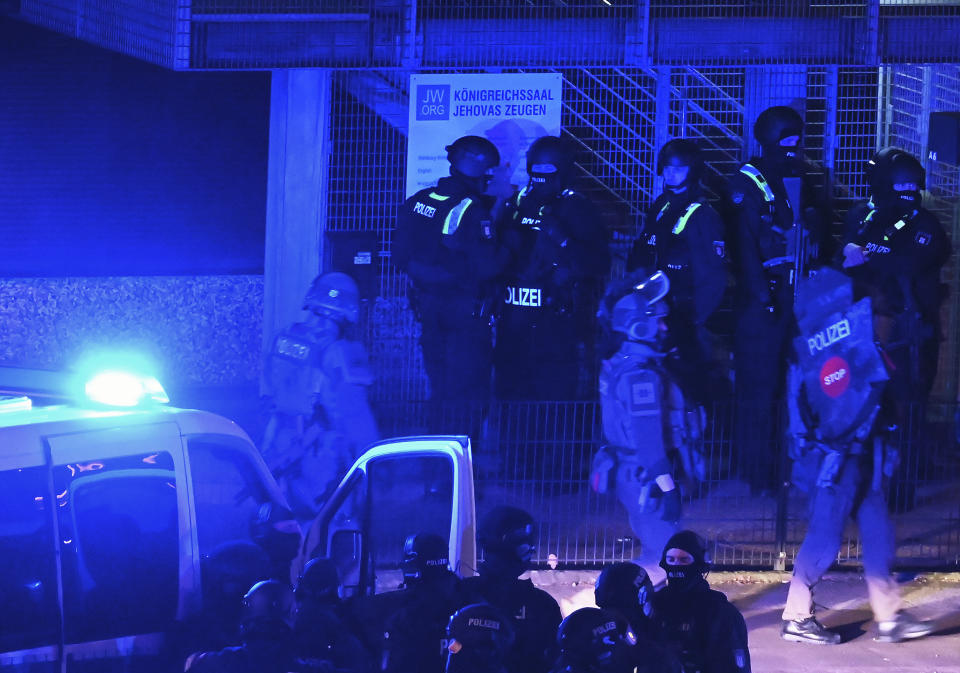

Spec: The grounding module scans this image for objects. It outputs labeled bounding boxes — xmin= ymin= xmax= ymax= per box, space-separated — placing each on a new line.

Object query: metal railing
xmin=374 ymin=399 xmax=960 ymax=569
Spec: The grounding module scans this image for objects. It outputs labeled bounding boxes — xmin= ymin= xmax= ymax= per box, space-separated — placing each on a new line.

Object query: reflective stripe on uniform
xmin=655 ymin=201 xmax=670 ymax=222
xmin=671 ymin=202 xmax=702 ymax=235
xmin=739 ymin=163 xmax=776 ymax=203
xmin=428 ymin=191 xmax=451 ymax=201
xmin=883 ymin=217 xmax=909 ymax=242
xmin=442 ymin=197 xmax=473 ymax=236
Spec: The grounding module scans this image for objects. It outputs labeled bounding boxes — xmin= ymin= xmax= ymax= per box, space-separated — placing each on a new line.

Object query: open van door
xmin=303 ymin=435 xmax=476 ymax=597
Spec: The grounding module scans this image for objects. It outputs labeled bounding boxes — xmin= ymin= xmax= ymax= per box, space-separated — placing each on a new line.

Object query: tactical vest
xmin=599 ymin=352 xmax=669 ymax=469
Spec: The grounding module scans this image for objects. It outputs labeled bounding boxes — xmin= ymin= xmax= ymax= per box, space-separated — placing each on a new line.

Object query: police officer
xmin=552 ymin=607 xmax=640 ymax=673
xmin=186 ymin=580 xmax=305 ymax=673
xmin=395 ymin=135 xmax=507 ymax=403
xmin=494 ymin=135 xmax=610 ymax=400
xmin=294 ymin=557 xmax=372 ymax=672
xmin=461 ymin=506 xmax=563 ymax=673
xmin=653 ymin=530 xmax=751 ymax=673
xmin=445 ymin=603 xmax=515 ymax=673
xmin=842 ymin=148 xmax=949 ymax=420
xmin=262 ymin=272 xmax=379 ymax=518
xmin=594 ymin=563 xmax=682 ymax=673
xmin=383 ymin=533 xmax=466 ymax=673
xmin=778 ymin=259 xmax=936 ymax=646
xmin=594 ymin=271 xmax=692 ymax=585
xmin=628 ymin=138 xmax=729 ymax=405
xmin=250 ymin=502 xmax=303 ymax=585
xmin=727 ymin=105 xmax=823 ymax=496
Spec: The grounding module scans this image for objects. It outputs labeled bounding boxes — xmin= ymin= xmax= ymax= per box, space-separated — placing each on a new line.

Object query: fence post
xmin=774 ymin=404 xmax=789 ymax=571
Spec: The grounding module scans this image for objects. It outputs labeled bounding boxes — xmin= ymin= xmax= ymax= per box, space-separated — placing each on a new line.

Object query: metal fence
xmin=374 ymin=399 xmax=960 ymax=569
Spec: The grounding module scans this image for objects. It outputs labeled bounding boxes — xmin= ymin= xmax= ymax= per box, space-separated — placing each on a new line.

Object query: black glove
xmin=660 ymin=488 xmax=682 ymax=522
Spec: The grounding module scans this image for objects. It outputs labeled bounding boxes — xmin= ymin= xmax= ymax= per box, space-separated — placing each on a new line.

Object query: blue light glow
xmin=84 ymin=371 xmax=170 ymax=407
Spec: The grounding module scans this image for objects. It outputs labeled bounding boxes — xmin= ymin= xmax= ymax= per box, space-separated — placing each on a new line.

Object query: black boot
xmin=781 ymin=617 xmax=842 ymax=645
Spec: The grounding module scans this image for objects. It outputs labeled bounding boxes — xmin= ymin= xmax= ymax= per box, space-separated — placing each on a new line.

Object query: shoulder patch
xmin=915 ymin=231 xmax=932 ymax=246
xmin=713 ymin=240 xmax=726 ymax=258
xmin=731 ymin=192 xmax=744 ymax=205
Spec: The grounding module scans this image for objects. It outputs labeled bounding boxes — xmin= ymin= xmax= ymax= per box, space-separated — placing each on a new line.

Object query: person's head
xmin=446 ymin=135 xmax=501 ymax=193
xmin=295 ymin=556 xmax=340 ymax=607
xmin=610 ymin=270 xmax=670 ymax=345
xmin=557 ymin=607 xmax=638 ymax=673
xmin=477 ymin=506 xmax=536 ymax=578
xmin=201 ymin=541 xmax=271 ymax=613
xmin=754 ymin=105 xmax=805 ymax=175
xmin=526 ymin=135 xmax=577 ymax=198
xmin=445 ymin=603 xmax=515 ymax=673
xmin=303 ymin=272 xmax=360 ymax=327
xmin=251 ymin=502 xmax=302 ymax=568
xmin=659 ymin=530 xmax=711 ymax=590
xmin=240 ymin=580 xmax=296 ymax=641
xmin=867 ymin=147 xmax=925 ymax=214
xmin=657 ymin=138 xmax=704 ymax=194
xmin=594 ymin=562 xmax=654 ymax=618
xmin=401 ymin=532 xmax=451 ymax=585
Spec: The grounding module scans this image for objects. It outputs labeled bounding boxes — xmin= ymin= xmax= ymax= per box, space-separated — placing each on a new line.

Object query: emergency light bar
xmin=84 ymin=371 xmax=169 ymax=408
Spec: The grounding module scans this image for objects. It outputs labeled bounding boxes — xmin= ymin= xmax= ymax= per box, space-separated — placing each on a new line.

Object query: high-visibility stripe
xmin=672 ymin=202 xmax=702 ymax=235
xmin=655 ymin=202 xmax=670 ymax=222
xmin=739 ymin=163 xmax=776 ymax=203
xmin=442 ymin=198 xmax=473 ymax=236
xmin=883 ymin=217 xmax=908 ymax=242
xmin=428 ymin=192 xmax=451 ymax=201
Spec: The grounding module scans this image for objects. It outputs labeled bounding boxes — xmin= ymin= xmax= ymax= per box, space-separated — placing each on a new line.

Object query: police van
xmin=0 ymin=365 xmax=477 ymax=672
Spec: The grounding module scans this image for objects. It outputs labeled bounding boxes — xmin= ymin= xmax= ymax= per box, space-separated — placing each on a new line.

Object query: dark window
xmin=54 ymin=453 xmax=179 ymax=643
xmin=0 ymin=465 xmax=59 ymax=653
xmin=366 ymin=454 xmax=453 ymax=593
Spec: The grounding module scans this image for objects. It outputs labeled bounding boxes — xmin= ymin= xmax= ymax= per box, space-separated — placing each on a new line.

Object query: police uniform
xmin=394 ymin=173 xmax=506 ymax=402
xmin=843 ymin=201 xmax=949 ymax=408
xmin=460 ymin=573 xmax=563 ymax=673
xmin=263 ymin=318 xmax=379 ymax=517
xmin=728 ymin=155 xmax=822 ymax=494
xmin=629 ymin=189 xmax=728 ymax=405
xmin=653 ymin=578 xmax=751 ymax=673
xmin=494 ymin=185 xmax=609 ymax=400
xmin=383 ymin=571 xmax=466 ymax=673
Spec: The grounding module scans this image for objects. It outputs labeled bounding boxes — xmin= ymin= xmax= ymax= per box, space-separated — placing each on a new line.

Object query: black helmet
xmin=303 ymin=272 xmax=360 ymax=324
xmin=657 ymin=138 xmax=704 ymax=188
xmin=446 ymin=135 xmax=500 ymax=179
xmin=526 ymin=135 xmax=576 ymax=184
xmin=401 ymin=532 xmax=450 ymax=584
xmin=240 ymin=580 xmax=296 ymax=637
xmin=478 ymin=506 xmax=535 ymax=562
xmin=557 ymin=607 xmax=638 ymax=673
xmin=446 ymin=603 xmax=515 ymax=662
xmin=753 ymin=105 xmax=804 ymax=150
xmin=594 ymin=562 xmax=654 ymax=615
xmin=202 ymin=541 xmax=271 ymax=608
xmin=296 ymin=556 xmax=340 ymax=604
xmin=868 ymin=147 xmax=925 ymax=191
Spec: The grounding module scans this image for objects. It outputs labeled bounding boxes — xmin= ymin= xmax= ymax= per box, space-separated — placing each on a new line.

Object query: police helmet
xmin=526 ymin=135 xmax=576 ymax=182
xmin=250 ymin=502 xmax=302 ymax=565
xmin=659 ymin=529 xmax=711 ymax=573
xmin=753 ymin=105 xmax=804 ymax=150
xmin=608 ymin=270 xmax=670 ymax=342
xmin=240 ymin=580 xmax=297 ymax=636
xmin=657 ymin=138 xmax=704 ymax=182
xmin=446 ymin=603 xmax=515 ymax=659
xmin=594 ymin=562 xmax=654 ymax=614
xmin=868 ymin=147 xmax=926 ymax=193
xmin=557 ymin=607 xmax=638 ymax=673
xmin=303 ymin=272 xmax=360 ymax=324
xmin=296 ymin=556 xmax=340 ymax=604
xmin=478 ymin=506 xmax=536 ymax=562
xmin=401 ymin=532 xmax=450 ymax=584
xmin=446 ymin=135 xmax=500 ymax=179
xmin=202 ymin=541 xmax=271 ymax=606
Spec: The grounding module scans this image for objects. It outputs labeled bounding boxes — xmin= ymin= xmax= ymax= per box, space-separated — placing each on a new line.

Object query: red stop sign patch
xmin=819 ymin=356 xmax=851 ymax=398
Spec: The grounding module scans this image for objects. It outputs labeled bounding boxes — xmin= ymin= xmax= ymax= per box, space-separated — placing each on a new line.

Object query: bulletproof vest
xmin=738 ymin=163 xmax=799 ymax=270
xmin=792 ymin=267 xmax=889 ymax=442
xmin=599 ymin=348 xmax=669 ymax=466
xmin=267 ymin=323 xmax=337 ymax=416
xmin=401 ymin=185 xmax=481 ymax=280
xmin=501 ymin=188 xmax=579 ymax=314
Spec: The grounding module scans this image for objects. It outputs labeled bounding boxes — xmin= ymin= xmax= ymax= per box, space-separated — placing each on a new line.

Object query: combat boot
xmin=875 ymin=611 xmax=934 ymax=643
xmin=780 ymin=617 xmax=842 ymax=645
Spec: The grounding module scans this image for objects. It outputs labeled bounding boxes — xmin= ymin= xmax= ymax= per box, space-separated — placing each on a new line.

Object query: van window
xmin=187 ymin=438 xmax=270 ymax=557
xmin=0 ymin=466 xmax=59 ymax=653
xmin=366 ymin=454 xmax=453 ymax=593
xmin=54 ymin=453 xmax=179 ymax=643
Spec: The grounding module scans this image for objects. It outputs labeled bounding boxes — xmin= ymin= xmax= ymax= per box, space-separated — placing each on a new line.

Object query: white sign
xmin=405 ymin=73 xmax=564 ymax=198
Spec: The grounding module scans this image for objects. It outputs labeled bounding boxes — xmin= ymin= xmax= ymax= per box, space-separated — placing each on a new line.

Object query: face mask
xmin=663 ymin=564 xmax=703 ymax=589
xmin=529 ymin=173 xmax=564 ymax=198
xmin=894 ymin=190 xmax=921 ymax=211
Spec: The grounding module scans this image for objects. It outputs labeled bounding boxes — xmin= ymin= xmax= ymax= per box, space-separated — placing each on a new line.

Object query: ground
xmin=530 ymin=570 xmax=960 ymax=673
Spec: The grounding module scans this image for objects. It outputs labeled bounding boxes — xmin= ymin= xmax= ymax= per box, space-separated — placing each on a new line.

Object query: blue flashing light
xmin=84 ymin=371 xmax=170 ymax=408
